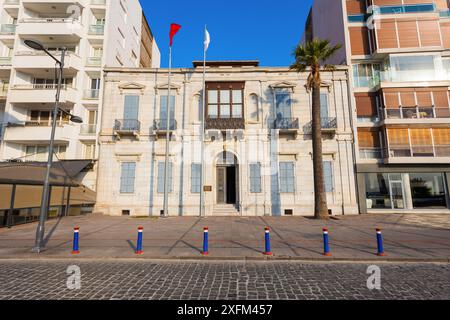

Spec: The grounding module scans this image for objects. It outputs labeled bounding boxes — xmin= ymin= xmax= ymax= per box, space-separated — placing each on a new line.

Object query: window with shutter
xmin=279 ymin=162 xmax=295 ymax=193
xmin=157 ymin=161 xmax=173 ymax=193
xmin=249 ymin=163 xmax=262 ymax=193
xmin=191 ymin=163 xmax=201 ymax=193
xmin=323 ymin=161 xmax=334 ymax=193
xmin=120 ymin=162 xmax=136 ymax=193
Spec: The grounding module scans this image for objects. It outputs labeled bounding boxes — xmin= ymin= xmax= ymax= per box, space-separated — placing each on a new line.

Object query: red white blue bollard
xmin=376 ymin=228 xmax=385 ymax=256
xmin=71 ymin=226 xmax=80 ymax=254
xmin=263 ymin=227 xmax=272 ymax=256
xmin=202 ymin=227 xmax=209 ymax=255
xmin=136 ymin=226 xmax=143 ymax=255
xmin=323 ymin=228 xmax=331 ymax=256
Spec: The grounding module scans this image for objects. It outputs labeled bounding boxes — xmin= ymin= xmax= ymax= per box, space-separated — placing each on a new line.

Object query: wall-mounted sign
xmin=203 ymin=186 xmax=212 ymax=192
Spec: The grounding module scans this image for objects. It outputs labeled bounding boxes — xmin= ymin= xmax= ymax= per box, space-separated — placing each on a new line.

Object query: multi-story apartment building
xmin=95 ymin=61 xmax=358 ymax=217
xmin=0 ymin=0 xmax=160 ymax=190
xmin=305 ymin=0 xmax=450 ymax=213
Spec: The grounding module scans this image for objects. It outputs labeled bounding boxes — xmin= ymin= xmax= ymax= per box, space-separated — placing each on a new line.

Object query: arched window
xmin=248 ymin=94 xmax=259 ymax=121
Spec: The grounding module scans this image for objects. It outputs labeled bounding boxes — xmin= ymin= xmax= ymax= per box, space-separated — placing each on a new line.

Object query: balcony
xmin=3 ymin=122 xmax=75 ymax=144
xmin=88 ymin=25 xmax=105 ymax=36
xmin=17 ymin=18 xmax=83 ymax=40
xmin=0 ymin=84 xmax=8 ymax=99
xmin=153 ymin=119 xmax=177 ymax=132
xmin=384 ymin=145 xmax=450 ymax=164
xmin=205 ymin=117 xmax=245 ymax=130
xmin=304 ymin=117 xmax=338 ymax=135
xmin=353 ymin=75 xmax=381 ymax=89
xmin=274 ymin=117 xmax=299 ymax=130
xmin=86 ymin=57 xmax=102 ymax=67
xmin=383 ymin=107 xmax=450 ymax=124
xmin=3 ymin=0 xmax=19 ymax=5
xmin=380 ymin=69 xmax=449 ymax=84
xmin=83 ymin=89 xmax=100 ymax=100
xmin=0 ymin=57 xmax=12 ymax=66
xmin=9 ymin=84 xmax=77 ymax=104
xmin=359 ymin=148 xmax=383 ymax=160
xmin=0 ymin=24 xmax=16 ymax=35
xmin=114 ymin=119 xmax=140 ymax=139
xmin=14 ymin=51 xmax=82 ymax=71
xmin=80 ymin=124 xmax=96 ymax=136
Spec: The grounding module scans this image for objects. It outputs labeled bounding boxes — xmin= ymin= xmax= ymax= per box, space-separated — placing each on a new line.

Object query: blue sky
xmin=140 ymin=0 xmax=313 ymax=68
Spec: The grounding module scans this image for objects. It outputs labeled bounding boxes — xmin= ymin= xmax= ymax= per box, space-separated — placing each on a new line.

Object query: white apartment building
xmin=96 ymin=61 xmax=358 ymax=217
xmin=0 ymin=0 xmax=160 ymax=190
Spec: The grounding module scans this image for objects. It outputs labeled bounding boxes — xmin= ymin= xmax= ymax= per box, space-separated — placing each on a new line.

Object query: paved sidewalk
xmin=0 ymin=213 xmax=449 ymax=261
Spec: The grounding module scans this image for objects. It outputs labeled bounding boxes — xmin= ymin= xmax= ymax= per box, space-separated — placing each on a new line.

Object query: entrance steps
xmin=213 ymin=204 xmax=240 ymax=216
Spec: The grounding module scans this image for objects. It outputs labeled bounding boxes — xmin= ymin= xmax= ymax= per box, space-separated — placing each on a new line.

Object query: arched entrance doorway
xmin=216 ymin=151 xmax=239 ymax=205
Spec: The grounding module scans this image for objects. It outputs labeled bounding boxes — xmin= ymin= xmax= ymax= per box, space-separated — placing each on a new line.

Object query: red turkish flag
xmin=169 ymin=23 xmax=182 ymax=46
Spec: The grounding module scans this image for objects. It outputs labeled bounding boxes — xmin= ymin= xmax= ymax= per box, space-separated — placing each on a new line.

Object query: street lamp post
xmin=25 ymin=40 xmax=82 ymax=253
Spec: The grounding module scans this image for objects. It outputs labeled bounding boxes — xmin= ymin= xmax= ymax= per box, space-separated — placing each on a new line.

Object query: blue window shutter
xmin=160 ymin=95 xmax=175 ymax=120
xmin=249 ymin=163 xmax=261 ymax=193
xmin=157 ymin=161 xmax=173 ymax=193
xmin=120 ymin=162 xmax=136 ymax=193
xmin=191 ymin=163 xmax=201 ymax=193
xmin=279 ymin=162 xmax=295 ymax=193
xmin=124 ymin=95 xmax=139 ymax=120
xmin=323 ymin=161 xmax=333 ymax=193
xmin=320 ymin=93 xmax=329 ymax=119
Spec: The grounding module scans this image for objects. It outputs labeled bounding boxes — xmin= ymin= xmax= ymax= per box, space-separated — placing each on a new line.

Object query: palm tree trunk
xmin=311 ymin=82 xmax=329 ymax=220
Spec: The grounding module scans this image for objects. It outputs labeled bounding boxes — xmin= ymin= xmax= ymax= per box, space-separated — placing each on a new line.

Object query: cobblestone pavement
xmin=0 ymin=260 xmax=449 ymax=300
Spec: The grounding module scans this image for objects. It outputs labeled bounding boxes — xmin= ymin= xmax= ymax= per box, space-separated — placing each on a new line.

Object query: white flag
xmin=204 ymin=27 xmax=210 ymax=52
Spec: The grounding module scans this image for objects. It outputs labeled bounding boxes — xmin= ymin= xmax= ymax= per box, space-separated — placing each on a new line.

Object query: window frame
xmin=279 ymin=161 xmax=296 ymax=193
xmin=206 ymin=82 xmax=245 ymax=120
xmin=120 ymin=162 xmax=136 ymax=194
xmin=249 ymin=162 xmax=262 ymax=193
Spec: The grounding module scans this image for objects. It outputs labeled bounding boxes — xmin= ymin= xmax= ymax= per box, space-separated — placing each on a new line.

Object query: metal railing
xmin=86 ymin=57 xmax=102 ymax=66
xmin=21 ymin=18 xmax=81 ymax=24
xmin=80 ymin=124 xmax=96 ymax=135
xmin=0 ymin=24 xmax=16 ymax=34
xmin=83 ymin=89 xmax=100 ymax=99
xmin=273 ymin=117 xmax=299 ymax=130
xmin=89 ymin=25 xmax=105 ymax=35
xmin=154 ymin=119 xmax=177 ymax=131
xmin=114 ymin=119 xmax=140 ymax=132
xmin=383 ymin=107 xmax=450 ymax=120
xmin=13 ymin=84 xmax=70 ymax=90
xmin=304 ymin=117 xmax=337 ymax=134
xmin=385 ymin=145 xmax=450 ymax=158
xmin=359 ymin=148 xmax=383 ymax=160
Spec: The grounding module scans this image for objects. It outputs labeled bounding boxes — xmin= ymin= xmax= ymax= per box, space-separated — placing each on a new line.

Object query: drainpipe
xmin=345 ymin=71 xmax=361 ymax=214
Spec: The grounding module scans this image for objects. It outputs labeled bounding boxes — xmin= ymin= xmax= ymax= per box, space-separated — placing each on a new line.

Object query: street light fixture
xmin=24 ymin=39 xmax=83 ymax=253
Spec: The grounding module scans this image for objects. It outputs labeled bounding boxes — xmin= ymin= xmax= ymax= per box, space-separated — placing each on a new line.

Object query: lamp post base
xmin=31 ymin=246 xmax=46 ymax=254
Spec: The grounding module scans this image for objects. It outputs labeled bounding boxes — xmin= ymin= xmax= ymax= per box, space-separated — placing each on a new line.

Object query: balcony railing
xmin=386 ymin=145 xmax=450 ymax=158
xmin=83 ymin=89 xmax=100 ymax=99
xmin=0 ymin=57 xmax=12 ymax=65
xmin=86 ymin=57 xmax=102 ymax=66
xmin=383 ymin=107 xmax=450 ymax=120
xmin=4 ymin=0 xmax=19 ymax=4
xmin=21 ymin=18 xmax=80 ymax=24
xmin=304 ymin=117 xmax=338 ymax=134
xmin=89 ymin=25 xmax=105 ymax=35
xmin=80 ymin=124 xmax=97 ymax=135
xmin=91 ymin=0 xmax=106 ymax=4
xmin=359 ymin=148 xmax=383 ymax=160
xmin=274 ymin=117 xmax=299 ymax=130
xmin=0 ymin=24 xmax=16 ymax=34
xmin=114 ymin=119 xmax=140 ymax=133
xmin=13 ymin=84 xmax=70 ymax=90
xmin=353 ymin=75 xmax=381 ymax=88
xmin=154 ymin=119 xmax=177 ymax=131
xmin=381 ymin=70 xmax=449 ymax=83
xmin=205 ymin=117 xmax=245 ymax=130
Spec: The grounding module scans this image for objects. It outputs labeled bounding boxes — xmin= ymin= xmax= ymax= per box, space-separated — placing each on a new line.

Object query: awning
xmin=0 ymin=160 xmax=94 ymax=187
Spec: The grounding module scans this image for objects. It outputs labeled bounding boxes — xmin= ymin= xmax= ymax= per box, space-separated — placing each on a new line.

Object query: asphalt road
xmin=0 ymin=260 xmax=449 ymax=300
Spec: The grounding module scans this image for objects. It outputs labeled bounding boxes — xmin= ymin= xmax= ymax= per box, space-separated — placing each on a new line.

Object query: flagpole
xmin=200 ymin=25 xmax=207 ymax=217
xmin=163 ymin=45 xmax=172 ymax=218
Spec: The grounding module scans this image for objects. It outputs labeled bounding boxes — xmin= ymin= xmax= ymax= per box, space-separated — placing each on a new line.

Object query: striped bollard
xmin=322 ymin=228 xmax=331 ymax=256
xmin=263 ymin=227 xmax=272 ymax=256
xmin=376 ymin=228 xmax=385 ymax=256
xmin=71 ymin=226 xmax=80 ymax=254
xmin=136 ymin=226 xmax=143 ymax=255
xmin=202 ymin=227 xmax=209 ymax=256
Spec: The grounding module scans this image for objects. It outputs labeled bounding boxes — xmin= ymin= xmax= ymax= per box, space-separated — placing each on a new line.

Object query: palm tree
xmin=290 ymin=39 xmax=342 ymax=220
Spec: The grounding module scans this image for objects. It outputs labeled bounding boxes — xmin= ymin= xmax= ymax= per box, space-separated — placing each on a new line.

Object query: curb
xmin=0 ymin=255 xmax=449 ymax=264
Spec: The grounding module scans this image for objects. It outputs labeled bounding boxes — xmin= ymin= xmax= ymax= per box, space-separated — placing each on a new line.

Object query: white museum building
xmin=95 ymin=61 xmax=358 ymax=216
